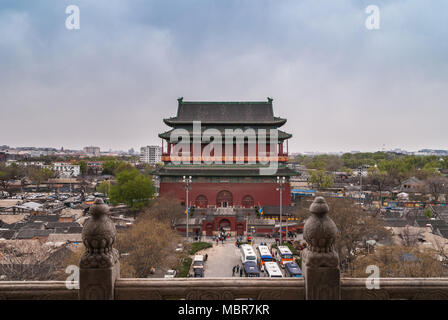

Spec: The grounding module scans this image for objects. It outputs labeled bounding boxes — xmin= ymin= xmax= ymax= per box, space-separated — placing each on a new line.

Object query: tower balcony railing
xmin=161 ymin=154 xmax=289 ymax=163
xmin=1 ymin=197 xmax=448 ymax=300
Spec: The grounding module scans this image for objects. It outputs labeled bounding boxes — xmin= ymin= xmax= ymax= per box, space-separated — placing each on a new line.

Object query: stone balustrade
xmin=1 ymin=278 xmax=448 ymax=300
xmin=0 ymin=197 xmax=448 ymax=300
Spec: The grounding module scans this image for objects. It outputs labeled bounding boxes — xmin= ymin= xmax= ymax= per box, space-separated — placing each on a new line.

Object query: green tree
xmin=114 ymin=162 xmax=135 ymax=175
xmin=309 ymin=170 xmax=333 ymax=189
xmin=109 ymin=168 xmax=155 ymax=214
xmin=0 ymin=164 xmax=17 ymax=192
xmin=27 ymin=166 xmax=55 ymax=191
xmin=78 ymin=160 xmax=88 ymax=176
xmin=101 ymin=160 xmax=121 ymax=175
xmin=96 ymin=180 xmax=111 ymax=196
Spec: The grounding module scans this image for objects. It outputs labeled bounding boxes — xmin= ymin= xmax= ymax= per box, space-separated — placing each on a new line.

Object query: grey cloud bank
xmin=0 ymin=0 xmax=447 ymax=152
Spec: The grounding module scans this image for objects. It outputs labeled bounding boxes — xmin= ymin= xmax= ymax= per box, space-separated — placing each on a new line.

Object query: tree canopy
xmin=109 ymin=168 xmax=155 ymax=213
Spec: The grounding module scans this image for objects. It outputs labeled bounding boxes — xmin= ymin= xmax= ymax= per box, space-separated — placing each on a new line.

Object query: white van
xmin=240 ymin=244 xmax=257 ymax=264
xmin=263 ymin=261 xmax=283 ymax=278
xmin=193 ymin=255 xmax=204 ymax=269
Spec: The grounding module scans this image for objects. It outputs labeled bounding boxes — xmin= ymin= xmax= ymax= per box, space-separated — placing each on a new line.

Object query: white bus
xmin=256 ymin=245 xmax=274 ymax=268
xmin=263 ymin=261 xmax=283 ymax=278
xmin=240 ymin=244 xmax=257 ymax=264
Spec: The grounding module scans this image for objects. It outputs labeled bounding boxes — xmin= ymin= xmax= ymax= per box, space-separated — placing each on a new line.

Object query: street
xmin=195 ymin=235 xmax=303 ymax=277
xmin=202 ymin=241 xmax=241 ymax=277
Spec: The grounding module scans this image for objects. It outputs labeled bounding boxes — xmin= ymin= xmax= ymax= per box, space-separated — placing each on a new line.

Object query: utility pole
xmin=183 ymin=176 xmax=192 ymax=241
xmin=276 ymin=176 xmax=286 ymax=244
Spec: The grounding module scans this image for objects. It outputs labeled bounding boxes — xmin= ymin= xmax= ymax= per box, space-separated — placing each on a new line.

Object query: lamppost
xmin=276 ymin=176 xmax=286 ymax=244
xmin=358 ymin=165 xmax=366 ymax=204
xmin=183 ymin=175 xmax=192 ymax=240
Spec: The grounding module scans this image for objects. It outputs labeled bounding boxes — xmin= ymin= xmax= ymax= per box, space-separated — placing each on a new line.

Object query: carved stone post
xmin=301 ymin=196 xmax=340 ymax=300
xmin=79 ymin=198 xmax=120 ymax=300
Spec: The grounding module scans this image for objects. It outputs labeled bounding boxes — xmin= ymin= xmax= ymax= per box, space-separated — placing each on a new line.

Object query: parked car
xmin=164 ymin=270 xmax=177 ymax=278
xmin=175 ymin=243 xmax=183 ymax=252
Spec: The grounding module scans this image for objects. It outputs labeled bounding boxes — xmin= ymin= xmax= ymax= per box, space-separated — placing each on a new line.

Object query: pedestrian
xmin=236 ymin=265 xmax=239 ymax=273
xmin=239 ymin=268 xmax=243 ymax=277
xmin=232 ymin=266 xmax=235 ymax=276
xmin=205 ymin=253 xmax=208 ymax=261
xmin=221 ymin=238 xmax=224 ymax=244
xmin=216 ymin=238 xmax=218 ymax=245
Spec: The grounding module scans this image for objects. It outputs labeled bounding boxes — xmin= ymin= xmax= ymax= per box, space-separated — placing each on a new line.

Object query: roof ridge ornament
xmin=267 ymin=97 xmax=273 ymax=103
xmin=177 ymin=97 xmax=183 ymax=103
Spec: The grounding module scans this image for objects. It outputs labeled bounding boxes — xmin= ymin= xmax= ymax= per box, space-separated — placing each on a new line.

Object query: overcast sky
xmin=0 ymin=0 xmax=447 ymax=153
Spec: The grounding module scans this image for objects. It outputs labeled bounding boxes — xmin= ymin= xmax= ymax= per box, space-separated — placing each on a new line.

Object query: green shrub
xmin=177 ymin=257 xmax=192 ymax=278
xmin=295 ymin=257 xmax=302 ymax=268
xmin=189 ymin=242 xmax=213 ymax=255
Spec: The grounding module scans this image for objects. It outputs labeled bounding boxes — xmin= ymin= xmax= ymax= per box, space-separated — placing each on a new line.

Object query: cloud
xmin=0 ymin=0 xmax=447 ymax=152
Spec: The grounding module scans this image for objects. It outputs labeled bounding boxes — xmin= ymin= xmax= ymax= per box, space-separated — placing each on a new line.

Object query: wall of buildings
xmin=159 ymin=182 xmax=291 ymax=207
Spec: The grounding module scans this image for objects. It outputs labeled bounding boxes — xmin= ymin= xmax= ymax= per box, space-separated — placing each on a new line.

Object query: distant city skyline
xmin=1 ymin=1 xmax=447 ymax=152
xmin=2 ymin=143 xmax=448 ymax=156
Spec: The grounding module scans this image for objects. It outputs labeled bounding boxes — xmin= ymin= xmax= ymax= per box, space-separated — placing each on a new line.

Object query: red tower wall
xmin=159 ymin=182 xmax=290 ymax=207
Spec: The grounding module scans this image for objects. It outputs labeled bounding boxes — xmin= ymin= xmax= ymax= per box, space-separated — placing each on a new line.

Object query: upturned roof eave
xmin=163 ymin=118 xmax=286 ymax=127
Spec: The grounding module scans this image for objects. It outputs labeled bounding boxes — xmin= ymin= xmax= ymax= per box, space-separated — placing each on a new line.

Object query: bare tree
xmin=432 ymin=237 xmax=448 ymax=268
xmin=0 ymin=240 xmax=58 ymax=280
xmin=351 ymin=244 xmax=448 ymax=278
xmin=141 ymin=196 xmax=185 ymax=227
xmin=400 ymin=226 xmax=424 ymax=247
xmin=426 ymin=176 xmax=448 ymax=202
xmin=366 ymin=168 xmax=393 ymax=207
xmin=115 ymin=217 xmax=180 ymax=278
xmin=294 ymin=198 xmax=392 ymax=272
